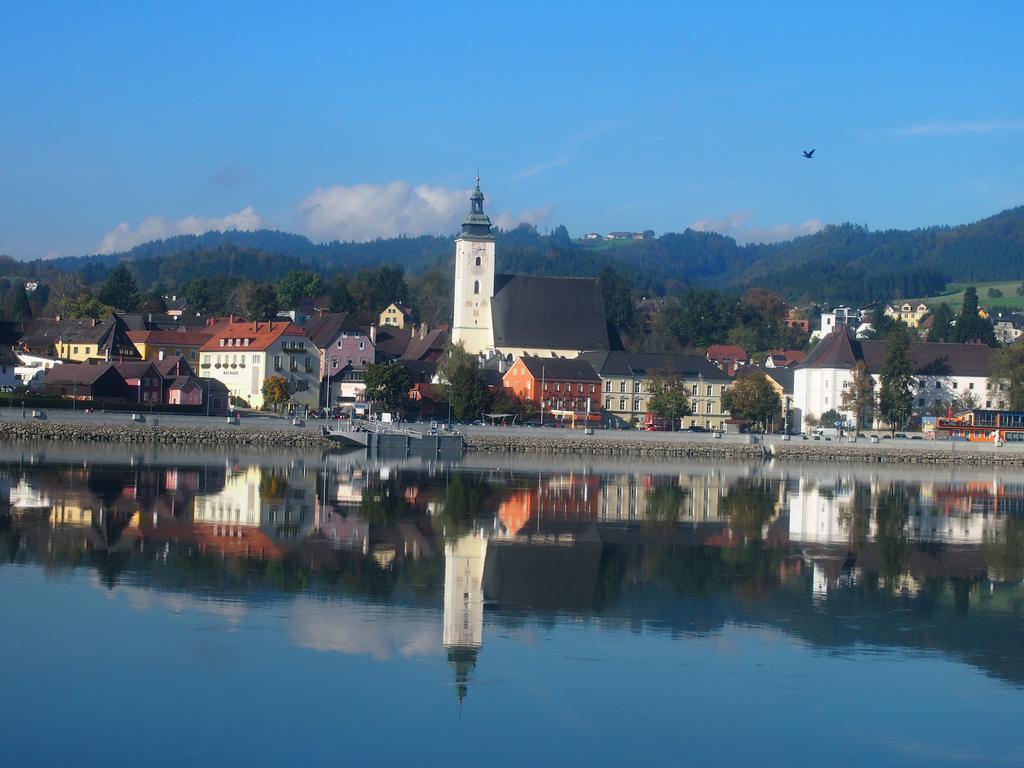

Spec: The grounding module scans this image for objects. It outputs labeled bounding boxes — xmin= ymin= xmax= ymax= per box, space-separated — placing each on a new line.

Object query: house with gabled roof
xmin=581 ymin=350 xmax=732 ymax=429
xmin=198 ymin=320 xmax=318 ymax=408
xmin=794 ymin=327 xmax=997 ymax=431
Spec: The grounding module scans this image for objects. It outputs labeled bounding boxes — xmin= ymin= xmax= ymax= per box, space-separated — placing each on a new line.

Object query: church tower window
xmin=473 ymin=280 xmax=480 ymax=295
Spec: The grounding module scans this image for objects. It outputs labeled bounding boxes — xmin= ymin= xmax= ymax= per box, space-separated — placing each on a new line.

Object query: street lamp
xmin=540 ymin=365 xmax=546 ymax=425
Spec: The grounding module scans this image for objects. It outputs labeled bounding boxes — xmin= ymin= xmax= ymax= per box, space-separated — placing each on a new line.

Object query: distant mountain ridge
xmin=8 ymin=204 xmax=1024 ymax=305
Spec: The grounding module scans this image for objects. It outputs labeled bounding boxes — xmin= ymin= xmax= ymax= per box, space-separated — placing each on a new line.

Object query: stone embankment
xmin=463 ymin=433 xmax=1024 ymax=466
xmin=0 ymin=420 xmax=332 ymax=447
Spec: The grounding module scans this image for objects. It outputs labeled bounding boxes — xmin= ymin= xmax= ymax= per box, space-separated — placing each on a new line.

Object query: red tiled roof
xmin=199 ymin=321 xmax=306 ymax=352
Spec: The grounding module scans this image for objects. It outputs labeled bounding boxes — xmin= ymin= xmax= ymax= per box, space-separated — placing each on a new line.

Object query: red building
xmin=503 ymin=356 xmax=601 ymax=423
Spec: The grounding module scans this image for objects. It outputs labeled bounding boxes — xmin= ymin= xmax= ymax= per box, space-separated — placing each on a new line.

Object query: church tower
xmin=451 ymin=177 xmax=495 ymax=355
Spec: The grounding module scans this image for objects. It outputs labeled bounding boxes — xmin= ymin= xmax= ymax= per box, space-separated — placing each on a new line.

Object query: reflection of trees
xmin=721 ymin=480 xmax=776 ymax=541
xmin=437 ymin=474 xmax=491 ymax=539
xmin=359 ymin=477 xmax=409 ymax=526
xmin=875 ymin=488 xmax=909 ymax=587
xmin=985 ymin=515 xmax=1024 ymax=583
xmin=644 ymin=484 xmax=688 ymax=526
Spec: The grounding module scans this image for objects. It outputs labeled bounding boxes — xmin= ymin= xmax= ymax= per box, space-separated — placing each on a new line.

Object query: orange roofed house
xmin=502 ymin=356 xmax=601 ymax=424
xmin=198 ymin=320 xmax=319 ymax=408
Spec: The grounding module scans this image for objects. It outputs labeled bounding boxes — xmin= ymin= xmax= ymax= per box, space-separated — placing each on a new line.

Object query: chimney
xmin=370 ymin=324 xmax=377 ymax=344
xmin=91 ymin=318 xmax=97 ymax=328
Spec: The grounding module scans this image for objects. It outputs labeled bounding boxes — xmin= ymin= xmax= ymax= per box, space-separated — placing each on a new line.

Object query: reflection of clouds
xmin=288 ymin=598 xmax=441 ymax=661
xmin=104 ymin=580 xmax=248 ymax=626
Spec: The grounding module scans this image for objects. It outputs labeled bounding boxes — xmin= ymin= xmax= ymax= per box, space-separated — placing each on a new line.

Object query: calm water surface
xmin=1 ymin=444 xmax=1023 ymax=766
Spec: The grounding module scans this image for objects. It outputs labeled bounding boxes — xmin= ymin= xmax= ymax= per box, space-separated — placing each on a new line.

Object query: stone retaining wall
xmin=0 ymin=420 xmax=333 ymax=447
xmin=463 ymin=433 xmax=1024 ymax=466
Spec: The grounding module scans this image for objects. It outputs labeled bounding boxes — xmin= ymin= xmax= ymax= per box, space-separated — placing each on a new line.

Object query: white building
xmin=794 ymin=328 xmax=997 ymax=432
xmin=451 ymin=179 xmax=609 ymax=358
xmin=12 ymin=352 xmax=62 ymax=389
xmin=197 ymin=320 xmax=319 ymax=408
xmin=813 ymin=307 xmax=862 ymax=340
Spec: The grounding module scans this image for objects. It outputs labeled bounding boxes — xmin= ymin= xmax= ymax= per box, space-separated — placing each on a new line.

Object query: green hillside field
xmin=917 ymin=280 xmax=1024 ymax=312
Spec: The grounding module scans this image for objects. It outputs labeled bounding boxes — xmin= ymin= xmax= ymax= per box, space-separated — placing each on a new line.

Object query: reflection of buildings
xmin=789 ymin=476 xmax=1007 ymax=546
xmin=498 ymin=473 xmax=600 ymax=535
xmin=193 ymin=465 xmax=316 ymax=551
xmin=598 ymin=473 xmax=727 ymax=524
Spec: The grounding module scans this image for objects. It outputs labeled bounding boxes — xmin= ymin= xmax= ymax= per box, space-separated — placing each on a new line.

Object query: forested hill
xmin=7 ymin=204 xmax=1024 ymax=305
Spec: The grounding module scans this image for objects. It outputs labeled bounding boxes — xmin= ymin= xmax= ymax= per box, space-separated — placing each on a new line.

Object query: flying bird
xmin=802 ymin=149 xmax=815 ymax=159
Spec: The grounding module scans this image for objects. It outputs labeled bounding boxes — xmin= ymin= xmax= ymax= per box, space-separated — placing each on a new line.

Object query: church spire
xmin=461 ymin=175 xmax=493 ymax=238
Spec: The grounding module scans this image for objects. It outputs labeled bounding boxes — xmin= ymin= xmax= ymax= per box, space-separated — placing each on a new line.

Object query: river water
xmin=1 ymin=443 xmax=1022 ymax=766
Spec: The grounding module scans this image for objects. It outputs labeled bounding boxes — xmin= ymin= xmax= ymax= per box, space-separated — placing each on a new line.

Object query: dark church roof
xmin=491 ymin=274 xmax=609 ymax=352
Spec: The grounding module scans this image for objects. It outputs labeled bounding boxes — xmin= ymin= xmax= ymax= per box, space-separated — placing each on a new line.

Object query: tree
xmin=277 ymin=270 xmax=323 ymax=309
xmin=878 ymin=324 xmax=915 ymax=434
xmin=261 ymin=375 xmax=289 ymax=410
xmin=926 ymin=302 xmax=955 ymax=342
xmin=246 ymin=283 xmax=280 ymax=322
xmin=990 ymin=344 xmax=1024 ymax=410
xmin=599 ymin=266 xmax=635 ymax=339
xmin=138 ymin=291 xmax=167 ymax=314
xmin=952 ymin=287 xmax=996 ymax=346
xmin=7 ymin=285 xmax=32 ymax=320
xmin=954 ymin=389 xmax=980 ymax=414
xmin=63 ymin=291 xmax=111 ymax=319
xmin=97 ymin=264 xmax=140 ymax=311
xmin=819 ymin=408 xmax=845 ymax=429
xmin=362 ymin=362 xmax=412 ymax=415
xmin=437 ymin=343 xmax=490 ymax=420
xmin=841 ymin=360 xmax=875 ymax=436
xmin=721 ymin=371 xmax=781 ymax=432
xmin=647 ymin=370 xmax=692 ymax=428
xmin=326 ymin=273 xmax=354 ymax=314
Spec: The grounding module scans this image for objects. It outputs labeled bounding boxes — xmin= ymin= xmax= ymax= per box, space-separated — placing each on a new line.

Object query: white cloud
xmin=296 ymin=180 xmax=552 ymax=241
xmin=297 ymin=181 xmax=466 ymax=241
xmin=689 ymin=210 xmax=824 ymax=244
xmin=288 ymin=597 xmax=441 ymax=660
xmin=492 ymin=206 xmax=552 ymax=231
xmin=98 ymin=205 xmax=263 ymax=254
xmin=895 ymin=120 xmax=1024 ymax=137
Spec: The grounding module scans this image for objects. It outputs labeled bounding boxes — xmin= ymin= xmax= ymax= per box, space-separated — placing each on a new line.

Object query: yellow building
xmin=379 ymin=302 xmax=415 ymax=329
xmin=884 ymin=302 xmax=929 ymax=328
xmin=127 ymin=329 xmax=209 ymax=363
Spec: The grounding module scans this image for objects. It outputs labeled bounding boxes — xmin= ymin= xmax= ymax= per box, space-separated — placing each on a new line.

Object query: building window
xmin=274 ymin=355 xmax=282 ymax=371
xmin=633 ymin=398 xmax=640 ymax=411
xmin=706 ymin=385 xmax=712 ymax=397
xmin=253 ymin=355 xmax=259 ymax=364
xmin=952 ymin=381 xmax=958 ymax=389
xmin=969 ymin=382 xmax=974 ymax=389
xmin=475 ymin=255 xmax=481 ymax=267
xmin=634 ymin=381 xmax=641 ymax=394
xmin=619 ymin=380 xmax=626 ymax=393
xmin=619 ymin=398 xmax=626 ymax=411
xmin=473 ymin=280 xmax=480 ymax=295
xmin=590 ymin=384 xmax=595 ymax=393
xmin=691 ymin=383 xmax=698 ymax=395
xmin=706 ymin=402 xmax=712 ymax=414
xmin=605 ymin=398 xmax=611 ymax=409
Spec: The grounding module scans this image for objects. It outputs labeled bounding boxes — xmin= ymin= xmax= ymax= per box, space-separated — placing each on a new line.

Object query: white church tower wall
xmin=451 ymin=178 xmax=496 ymax=356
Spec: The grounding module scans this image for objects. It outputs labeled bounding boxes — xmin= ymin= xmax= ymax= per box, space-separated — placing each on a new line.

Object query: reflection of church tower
xmin=442 ymin=533 xmax=487 ymax=708
xmin=451 ymin=178 xmax=496 ymax=355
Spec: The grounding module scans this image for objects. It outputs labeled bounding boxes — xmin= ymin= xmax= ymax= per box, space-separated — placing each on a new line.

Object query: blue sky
xmin=2 ymin=1 xmax=1022 ymax=259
